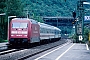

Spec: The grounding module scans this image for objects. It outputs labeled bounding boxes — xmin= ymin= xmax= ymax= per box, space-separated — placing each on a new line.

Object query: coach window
xmin=51 ymin=30 xmax=52 ymax=33
xmin=55 ymin=31 xmax=57 ymax=34
xmin=50 ymin=29 xmax=51 ymax=33
xmin=44 ymin=28 xmax=46 ymax=33
xmin=40 ymin=28 xmax=42 ymax=33
xmin=47 ymin=30 xmax=49 ymax=33
xmin=46 ymin=29 xmax=49 ymax=33
xmin=42 ymin=28 xmax=46 ymax=33
xmin=49 ymin=29 xmax=51 ymax=33
xmin=52 ymin=30 xmax=53 ymax=33
xmin=41 ymin=27 xmax=44 ymax=33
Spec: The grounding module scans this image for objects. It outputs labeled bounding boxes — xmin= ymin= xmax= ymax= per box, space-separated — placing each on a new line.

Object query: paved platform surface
xmin=58 ymin=43 xmax=90 ymax=60
xmin=27 ymin=43 xmax=90 ymax=60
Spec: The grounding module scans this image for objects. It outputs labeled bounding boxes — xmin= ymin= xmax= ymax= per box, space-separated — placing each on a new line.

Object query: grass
xmin=0 ymin=38 xmax=8 ymax=43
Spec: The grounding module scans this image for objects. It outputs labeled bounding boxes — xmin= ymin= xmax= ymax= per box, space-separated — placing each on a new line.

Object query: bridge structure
xmin=43 ymin=17 xmax=74 ymax=38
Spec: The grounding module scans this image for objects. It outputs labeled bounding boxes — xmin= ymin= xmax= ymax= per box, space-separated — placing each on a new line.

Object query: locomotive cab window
xmin=12 ymin=23 xmax=28 ymax=28
xmin=20 ymin=23 xmax=28 ymax=28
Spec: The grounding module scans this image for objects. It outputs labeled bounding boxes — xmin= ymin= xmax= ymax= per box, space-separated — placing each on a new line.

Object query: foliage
xmin=0 ymin=0 xmax=6 ymax=13
xmin=0 ymin=39 xmax=8 ymax=43
xmin=0 ymin=0 xmax=80 ymax=21
xmin=7 ymin=0 xmax=24 ymax=16
xmin=84 ymin=27 xmax=89 ymax=42
xmin=0 ymin=0 xmax=24 ymax=16
xmin=71 ymin=34 xmax=78 ymax=43
xmin=21 ymin=0 xmax=77 ymax=21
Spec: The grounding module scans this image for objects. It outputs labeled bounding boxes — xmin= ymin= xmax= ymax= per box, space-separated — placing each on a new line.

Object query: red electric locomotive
xmin=8 ymin=18 xmax=40 ymax=45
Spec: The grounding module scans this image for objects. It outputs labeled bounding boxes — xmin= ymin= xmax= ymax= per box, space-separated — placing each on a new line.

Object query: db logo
xmin=35 ymin=27 xmax=37 ymax=30
xmin=85 ymin=16 xmax=90 ymax=20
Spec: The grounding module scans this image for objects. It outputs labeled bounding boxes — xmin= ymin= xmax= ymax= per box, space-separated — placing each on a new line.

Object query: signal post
xmin=76 ymin=0 xmax=87 ymax=42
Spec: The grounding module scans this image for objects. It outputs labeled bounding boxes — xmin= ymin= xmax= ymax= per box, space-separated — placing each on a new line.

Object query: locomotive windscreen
xmin=12 ymin=23 xmax=28 ymax=28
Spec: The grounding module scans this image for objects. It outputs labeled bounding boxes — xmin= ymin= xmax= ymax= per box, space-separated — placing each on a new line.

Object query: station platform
xmin=34 ymin=43 xmax=90 ymax=60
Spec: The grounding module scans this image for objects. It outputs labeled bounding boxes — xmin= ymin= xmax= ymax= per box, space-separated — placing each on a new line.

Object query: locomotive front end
xmin=8 ymin=18 xmax=29 ymax=45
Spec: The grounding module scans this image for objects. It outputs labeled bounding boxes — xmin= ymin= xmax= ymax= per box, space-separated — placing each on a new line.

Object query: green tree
xmin=7 ymin=0 xmax=23 ymax=16
xmin=0 ymin=0 xmax=6 ymax=13
xmin=21 ymin=0 xmax=78 ymax=22
xmin=0 ymin=0 xmax=7 ymax=40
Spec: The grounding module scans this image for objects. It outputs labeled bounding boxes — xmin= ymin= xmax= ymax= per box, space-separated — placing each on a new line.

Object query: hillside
xmin=21 ymin=0 xmax=77 ymax=19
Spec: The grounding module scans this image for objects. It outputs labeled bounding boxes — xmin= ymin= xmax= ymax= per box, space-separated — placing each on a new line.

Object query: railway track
xmin=0 ymin=48 xmax=26 ymax=56
xmin=0 ymin=43 xmax=38 ymax=55
xmin=18 ymin=40 xmax=69 ymax=60
xmin=0 ymin=46 xmax=7 ymax=52
xmin=0 ymin=39 xmax=71 ymax=60
xmin=0 ymin=43 xmax=8 ymax=52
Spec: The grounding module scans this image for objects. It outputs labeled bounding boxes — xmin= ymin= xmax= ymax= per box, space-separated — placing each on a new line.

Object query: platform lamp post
xmin=7 ymin=16 xmax=16 ymax=40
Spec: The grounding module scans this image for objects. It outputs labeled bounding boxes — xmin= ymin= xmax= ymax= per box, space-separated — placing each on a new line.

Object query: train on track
xmin=8 ymin=18 xmax=61 ymax=46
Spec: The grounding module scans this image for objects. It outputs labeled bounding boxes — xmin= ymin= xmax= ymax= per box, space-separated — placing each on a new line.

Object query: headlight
xmin=11 ymin=31 xmax=17 ymax=34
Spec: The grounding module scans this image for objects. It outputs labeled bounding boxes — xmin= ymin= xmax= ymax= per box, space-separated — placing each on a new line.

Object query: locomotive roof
xmin=12 ymin=18 xmax=38 ymax=24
